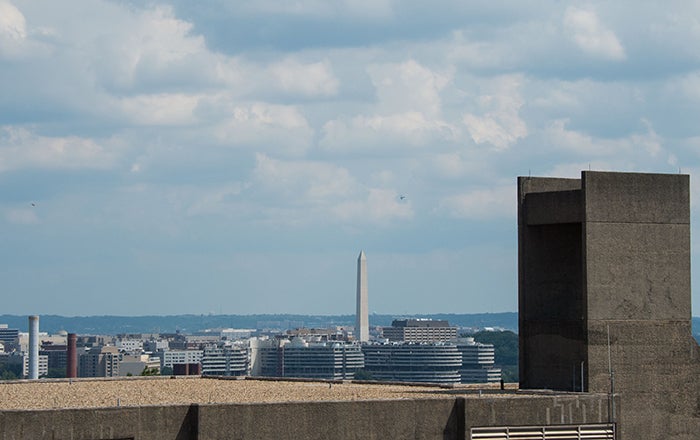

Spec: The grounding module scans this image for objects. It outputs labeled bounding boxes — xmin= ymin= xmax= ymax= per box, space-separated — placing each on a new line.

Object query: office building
xmin=362 ymin=342 xmax=462 ymax=384
xmin=158 ymin=349 xmax=203 ymax=370
xmin=454 ymin=337 xmax=501 ymax=383
xmin=0 ymin=325 xmax=19 ymax=351
xmin=253 ymin=337 xmax=364 ymax=380
xmin=78 ymin=346 xmax=120 ymax=377
xmin=201 ymin=344 xmax=248 ymax=376
xmin=382 ymin=319 xmax=458 ymax=342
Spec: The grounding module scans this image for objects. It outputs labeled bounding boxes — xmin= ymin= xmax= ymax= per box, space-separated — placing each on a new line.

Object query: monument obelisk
xmin=356 ymin=250 xmax=369 ymax=342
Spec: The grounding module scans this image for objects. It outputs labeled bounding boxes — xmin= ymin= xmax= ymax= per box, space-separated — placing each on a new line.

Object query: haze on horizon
xmin=1 ymin=1 xmax=700 ymax=317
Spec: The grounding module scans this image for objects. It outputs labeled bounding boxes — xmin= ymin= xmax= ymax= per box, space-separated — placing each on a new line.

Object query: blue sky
xmin=1 ymin=1 xmax=700 ymax=316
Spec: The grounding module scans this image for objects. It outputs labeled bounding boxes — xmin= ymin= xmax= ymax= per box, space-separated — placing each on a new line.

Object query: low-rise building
xmin=201 ymin=344 xmax=248 ymax=376
xmin=158 ymin=349 xmax=204 ymax=370
xmin=362 ymin=342 xmax=462 ymax=384
xmin=79 ymin=346 xmax=120 ymax=377
xmin=252 ymin=337 xmax=364 ymax=380
xmin=382 ymin=319 xmax=458 ymax=343
xmin=119 ymin=354 xmax=161 ymax=376
xmin=454 ymin=337 xmax=501 ymax=384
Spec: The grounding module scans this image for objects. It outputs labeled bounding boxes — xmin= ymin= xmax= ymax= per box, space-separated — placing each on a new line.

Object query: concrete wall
xmin=0 ymin=393 xmax=612 ymax=440
xmin=518 ymin=177 xmax=586 ymax=392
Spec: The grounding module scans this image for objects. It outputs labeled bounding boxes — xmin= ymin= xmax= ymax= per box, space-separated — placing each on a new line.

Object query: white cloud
xmin=117 ymin=93 xmax=201 ymax=126
xmin=463 ymin=75 xmax=528 ymax=151
xmin=320 ymin=60 xmax=456 ymax=152
xmin=544 ymin=118 xmax=662 ymax=158
xmin=0 ymin=126 xmax=116 ymax=172
xmin=212 ymin=102 xmax=313 ymax=156
xmin=0 ymin=0 xmax=27 ymax=57
xmin=439 ymin=185 xmax=515 ymax=220
xmin=367 ymin=60 xmax=451 ymax=116
xmin=320 ymin=111 xmax=456 ymax=152
xmin=253 ymin=153 xmax=355 ymax=202
xmin=269 ymin=58 xmax=339 ymax=97
xmin=563 ymin=6 xmax=625 ymax=61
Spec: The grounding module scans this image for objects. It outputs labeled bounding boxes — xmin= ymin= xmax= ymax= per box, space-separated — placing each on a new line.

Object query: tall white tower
xmin=356 ymin=251 xmax=369 ymax=342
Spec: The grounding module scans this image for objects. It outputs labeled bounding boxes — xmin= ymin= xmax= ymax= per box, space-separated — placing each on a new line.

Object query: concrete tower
xmin=28 ymin=315 xmax=39 ymax=380
xmin=518 ymin=171 xmax=700 ymax=439
xmin=355 ymin=251 xmax=369 ymax=342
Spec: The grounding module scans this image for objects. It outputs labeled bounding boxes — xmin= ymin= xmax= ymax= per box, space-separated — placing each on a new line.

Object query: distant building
xmin=158 ymin=349 xmax=203 ymax=370
xmin=201 ymin=344 xmax=248 ymax=376
xmin=361 ymin=342 xmax=462 ymax=384
xmin=0 ymin=325 xmax=19 ymax=351
xmin=143 ymin=339 xmax=169 ymax=353
xmin=253 ymin=337 xmax=364 ymax=380
xmin=116 ymin=338 xmax=144 ymax=354
xmin=382 ymin=319 xmax=458 ymax=343
xmin=22 ymin=353 xmax=48 ymax=378
xmin=40 ymin=342 xmax=68 ymax=376
xmin=454 ymin=337 xmax=501 ymax=384
xmin=119 ymin=354 xmax=161 ymax=376
xmin=79 ymin=346 xmax=120 ymax=377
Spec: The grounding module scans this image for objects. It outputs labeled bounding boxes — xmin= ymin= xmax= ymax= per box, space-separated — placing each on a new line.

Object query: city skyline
xmin=2 ymin=2 xmax=700 ymax=316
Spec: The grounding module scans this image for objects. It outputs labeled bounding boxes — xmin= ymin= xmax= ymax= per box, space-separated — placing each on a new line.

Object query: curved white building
xmin=361 ymin=342 xmax=462 ymax=384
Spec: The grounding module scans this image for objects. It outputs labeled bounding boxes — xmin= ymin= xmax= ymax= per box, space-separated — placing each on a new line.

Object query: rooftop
xmin=0 ymin=377 xmax=524 ymax=410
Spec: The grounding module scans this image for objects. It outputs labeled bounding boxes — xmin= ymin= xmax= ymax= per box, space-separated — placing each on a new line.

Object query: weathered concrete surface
xmin=519 ymin=170 xmax=700 ymax=440
xmin=464 ymin=393 xmax=613 ymax=430
xmin=0 ymin=404 xmax=197 ymax=440
xmin=200 ymin=399 xmax=463 ymax=440
xmin=0 ymin=393 xmax=613 ymax=440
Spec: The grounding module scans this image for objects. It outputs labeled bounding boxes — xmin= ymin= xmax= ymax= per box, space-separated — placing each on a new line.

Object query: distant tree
xmin=353 ymin=369 xmax=373 ymax=380
xmin=126 ymin=372 xmax=133 ymax=377
xmin=160 ymin=366 xmax=173 ymax=376
xmin=45 ymin=367 xmax=66 ymax=378
xmin=1 ymin=370 xmax=17 ymax=381
xmin=0 ymin=364 xmax=22 ymax=381
xmin=140 ymin=366 xmax=159 ymax=376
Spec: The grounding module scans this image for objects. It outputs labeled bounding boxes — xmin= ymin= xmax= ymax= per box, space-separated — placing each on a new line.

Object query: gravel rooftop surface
xmin=0 ymin=377 xmax=516 ymax=410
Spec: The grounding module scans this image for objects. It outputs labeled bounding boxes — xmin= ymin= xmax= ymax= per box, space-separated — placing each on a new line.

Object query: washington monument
xmin=356 ymin=250 xmax=369 ymax=342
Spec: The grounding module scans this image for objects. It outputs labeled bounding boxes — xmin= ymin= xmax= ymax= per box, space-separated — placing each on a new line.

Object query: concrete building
xmin=0 ymin=324 xmax=19 ymax=351
xmin=518 ymin=170 xmax=700 ymax=439
xmin=454 ymin=337 xmax=501 ymax=384
xmin=356 ymin=250 xmax=369 ymax=342
xmin=362 ymin=342 xmax=462 ymax=384
xmin=40 ymin=343 xmax=67 ymax=376
xmin=116 ymin=338 xmax=144 ymax=354
xmin=201 ymin=344 xmax=248 ymax=376
xmin=79 ymin=346 xmax=120 ymax=377
xmin=254 ymin=337 xmax=364 ymax=380
xmin=382 ymin=319 xmax=458 ymax=342
xmin=119 ymin=354 xmax=161 ymax=376
xmin=158 ymin=349 xmax=203 ymax=370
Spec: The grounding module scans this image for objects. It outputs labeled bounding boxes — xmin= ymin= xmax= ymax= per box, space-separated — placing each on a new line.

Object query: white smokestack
xmin=356 ymin=251 xmax=369 ymax=342
xmin=28 ymin=315 xmax=39 ymax=380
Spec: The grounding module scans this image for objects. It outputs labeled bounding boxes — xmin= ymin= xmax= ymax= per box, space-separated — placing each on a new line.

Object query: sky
xmin=2 ymin=1 xmax=700 ymax=316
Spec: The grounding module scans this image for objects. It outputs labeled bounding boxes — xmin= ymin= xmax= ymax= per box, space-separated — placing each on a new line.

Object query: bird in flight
xmin=399 ymin=195 xmax=406 ymax=201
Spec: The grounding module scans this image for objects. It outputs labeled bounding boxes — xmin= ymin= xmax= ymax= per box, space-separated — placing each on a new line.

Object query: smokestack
xmin=356 ymin=251 xmax=369 ymax=342
xmin=66 ymin=333 xmax=78 ymax=378
xmin=28 ymin=315 xmax=39 ymax=380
